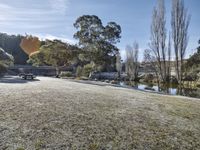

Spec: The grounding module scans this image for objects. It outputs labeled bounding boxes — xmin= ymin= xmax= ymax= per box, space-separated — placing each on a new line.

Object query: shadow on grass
xmin=0 ymin=76 xmax=40 ymax=84
xmin=66 ymin=79 xmax=117 ymax=87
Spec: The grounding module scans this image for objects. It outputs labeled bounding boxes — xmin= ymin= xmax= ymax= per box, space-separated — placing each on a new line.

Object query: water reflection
xmin=119 ymin=81 xmax=200 ymax=98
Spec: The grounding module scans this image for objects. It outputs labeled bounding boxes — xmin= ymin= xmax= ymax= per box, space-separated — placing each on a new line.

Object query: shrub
xmin=16 ymin=148 xmax=25 ymax=150
xmin=143 ymin=74 xmax=154 ymax=82
xmin=80 ymin=76 xmax=89 ymax=80
xmin=60 ymin=71 xmax=73 ymax=77
xmin=76 ymin=66 xmax=83 ymax=77
xmin=197 ymin=84 xmax=200 ymax=88
xmin=170 ymin=76 xmax=178 ymax=84
xmin=82 ymin=63 xmax=93 ymax=77
xmin=0 ymin=63 xmax=7 ymax=77
xmin=0 ymin=48 xmax=14 ymax=77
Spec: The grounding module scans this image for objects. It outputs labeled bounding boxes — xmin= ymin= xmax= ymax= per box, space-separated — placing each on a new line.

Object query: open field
xmin=0 ymin=76 xmax=200 ymax=150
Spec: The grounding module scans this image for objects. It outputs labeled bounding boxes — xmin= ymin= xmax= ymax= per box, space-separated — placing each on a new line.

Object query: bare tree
xmin=167 ymin=33 xmax=172 ymax=81
xmin=149 ymin=0 xmax=167 ymax=83
xmin=126 ymin=45 xmax=134 ymax=81
xmin=171 ymin=0 xmax=190 ymax=83
xmin=125 ymin=41 xmax=139 ymax=81
xmin=143 ymin=49 xmax=160 ymax=85
xmin=116 ymin=51 xmax=122 ymax=79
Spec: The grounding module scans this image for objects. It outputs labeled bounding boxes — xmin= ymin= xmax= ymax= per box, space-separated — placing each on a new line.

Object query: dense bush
xmin=143 ymin=74 xmax=154 ymax=82
xmin=0 ymin=63 xmax=7 ymax=77
xmin=0 ymin=48 xmax=14 ymax=77
xmin=170 ymin=76 xmax=178 ymax=84
xmin=184 ymin=41 xmax=200 ymax=77
xmin=76 ymin=66 xmax=83 ymax=77
xmin=82 ymin=64 xmax=93 ymax=77
xmin=59 ymin=71 xmax=73 ymax=77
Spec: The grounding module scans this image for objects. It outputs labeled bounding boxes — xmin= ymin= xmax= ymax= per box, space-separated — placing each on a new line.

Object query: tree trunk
xmin=56 ymin=67 xmax=60 ymax=78
xmin=118 ymin=71 xmax=121 ymax=80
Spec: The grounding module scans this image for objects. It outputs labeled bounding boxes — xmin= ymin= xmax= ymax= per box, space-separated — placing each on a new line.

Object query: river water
xmin=119 ymin=81 xmax=200 ymax=99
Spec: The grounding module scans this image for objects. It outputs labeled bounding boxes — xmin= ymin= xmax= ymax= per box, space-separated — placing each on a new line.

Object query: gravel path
xmin=0 ymin=76 xmax=200 ymax=150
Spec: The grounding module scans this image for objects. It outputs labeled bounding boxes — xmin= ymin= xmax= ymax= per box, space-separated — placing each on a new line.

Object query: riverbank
xmin=64 ymin=77 xmax=200 ymax=99
xmin=0 ymin=76 xmax=200 ymax=149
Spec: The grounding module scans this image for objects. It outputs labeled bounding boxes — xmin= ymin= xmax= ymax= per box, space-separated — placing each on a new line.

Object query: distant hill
xmin=0 ymin=33 xmax=28 ymax=65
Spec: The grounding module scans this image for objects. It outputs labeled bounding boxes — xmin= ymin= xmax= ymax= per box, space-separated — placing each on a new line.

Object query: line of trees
xmin=146 ymin=0 xmax=190 ymax=84
xmin=171 ymin=0 xmax=190 ymax=84
xmin=0 ymin=16 xmax=122 ymax=78
xmin=0 ymin=1 xmax=192 ymax=83
xmin=0 ymin=33 xmax=28 ymax=65
xmin=149 ymin=0 xmax=168 ymax=83
xmin=27 ymin=15 xmax=122 ymax=77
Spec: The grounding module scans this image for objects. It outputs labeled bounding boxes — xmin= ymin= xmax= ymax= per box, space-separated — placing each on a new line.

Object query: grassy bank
xmin=0 ymin=76 xmax=200 ymax=149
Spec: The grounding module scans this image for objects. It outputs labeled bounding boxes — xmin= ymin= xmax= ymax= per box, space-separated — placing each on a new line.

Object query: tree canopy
xmin=28 ymin=40 xmax=79 ymax=68
xmin=74 ymin=15 xmax=121 ymax=71
xmin=197 ymin=39 xmax=200 ymax=53
xmin=184 ymin=39 xmax=200 ymax=76
xmin=0 ymin=33 xmax=28 ymax=65
xmin=0 ymin=48 xmax=14 ymax=76
xmin=0 ymin=48 xmax=14 ymax=66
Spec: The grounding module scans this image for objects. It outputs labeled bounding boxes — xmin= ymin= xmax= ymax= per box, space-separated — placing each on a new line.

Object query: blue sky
xmin=0 ymin=0 xmax=199 ymax=60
